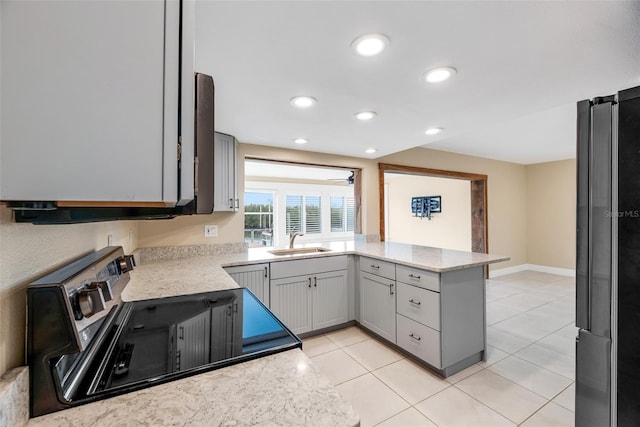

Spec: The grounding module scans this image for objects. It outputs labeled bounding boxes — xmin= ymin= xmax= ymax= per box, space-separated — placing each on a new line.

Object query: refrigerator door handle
xmin=576 ymin=100 xmax=591 ymax=330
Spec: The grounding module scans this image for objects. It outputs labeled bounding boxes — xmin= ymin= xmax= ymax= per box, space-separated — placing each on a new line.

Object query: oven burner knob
xmin=76 ymin=285 xmax=107 ymax=318
xmin=117 ymin=255 xmax=136 ymax=274
xmin=91 ymin=281 xmax=112 ymax=302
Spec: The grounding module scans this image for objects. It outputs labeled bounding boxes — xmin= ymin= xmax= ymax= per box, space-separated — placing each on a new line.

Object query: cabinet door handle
xmin=235 ymin=198 xmax=240 ymax=209
xmin=308 ymin=277 xmax=312 ymax=288
xmin=314 ymin=277 xmax=317 ymax=287
xmin=408 ymin=274 xmax=421 ymax=279
xmin=409 ymin=299 xmax=421 ymax=306
xmin=389 ymin=283 xmax=394 ymax=295
xmin=371 ymin=264 xmax=380 ymax=269
xmin=229 ymin=198 xmax=234 ymax=209
xmin=264 ymin=266 xmax=268 ymax=278
xmin=409 ymin=333 xmax=422 ymax=341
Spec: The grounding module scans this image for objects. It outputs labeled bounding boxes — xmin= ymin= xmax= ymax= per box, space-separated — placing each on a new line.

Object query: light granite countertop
xmin=28 ymin=350 xmax=359 ymax=427
xmin=26 ymin=241 xmax=507 ymax=426
xmin=123 ymin=240 xmax=508 ymax=302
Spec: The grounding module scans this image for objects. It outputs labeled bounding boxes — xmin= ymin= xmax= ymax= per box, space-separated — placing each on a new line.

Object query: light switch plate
xmin=204 ymin=225 xmax=218 ymax=238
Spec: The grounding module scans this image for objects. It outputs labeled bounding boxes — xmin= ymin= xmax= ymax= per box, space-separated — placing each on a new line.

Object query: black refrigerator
xmin=576 ymin=85 xmax=640 ymax=427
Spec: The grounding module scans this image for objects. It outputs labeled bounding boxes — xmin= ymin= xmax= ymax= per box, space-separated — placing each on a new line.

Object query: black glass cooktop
xmin=77 ymin=288 xmax=301 ymax=398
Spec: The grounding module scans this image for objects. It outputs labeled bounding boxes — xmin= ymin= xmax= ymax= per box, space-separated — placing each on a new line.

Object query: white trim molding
xmin=489 ymin=264 xmax=576 ymax=278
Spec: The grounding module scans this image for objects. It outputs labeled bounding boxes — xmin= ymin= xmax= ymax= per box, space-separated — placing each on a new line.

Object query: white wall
xmin=385 ymin=173 xmax=472 ymax=251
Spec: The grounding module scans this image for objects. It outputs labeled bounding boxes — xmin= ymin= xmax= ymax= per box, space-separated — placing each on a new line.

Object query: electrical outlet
xmin=204 ymin=225 xmax=218 ymax=238
xmin=107 ymin=234 xmax=113 ymax=246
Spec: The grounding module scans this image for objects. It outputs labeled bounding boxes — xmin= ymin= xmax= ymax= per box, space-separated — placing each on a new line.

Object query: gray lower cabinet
xmin=270 ymin=256 xmax=348 ymax=335
xmin=396 ymin=314 xmax=441 ymax=368
xmin=359 ymin=259 xmax=397 ymax=343
xmin=223 ymin=263 xmax=270 ymax=306
xmin=394 ymin=264 xmax=486 ymax=375
xmin=270 ymin=274 xmax=314 ymax=333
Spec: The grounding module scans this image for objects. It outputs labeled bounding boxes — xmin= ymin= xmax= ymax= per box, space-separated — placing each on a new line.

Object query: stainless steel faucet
xmin=289 ymin=231 xmax=304 ymax=249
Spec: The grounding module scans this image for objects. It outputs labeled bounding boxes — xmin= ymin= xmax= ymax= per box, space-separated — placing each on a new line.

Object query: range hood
xmin=7 ymin=201 xmax=195 ymax=224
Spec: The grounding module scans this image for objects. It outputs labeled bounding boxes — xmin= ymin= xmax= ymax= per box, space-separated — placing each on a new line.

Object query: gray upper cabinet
xmin=0 ymin=0 xmax=195 ymax=206
xmin=213 ymin=132 xmax=239 ymax=212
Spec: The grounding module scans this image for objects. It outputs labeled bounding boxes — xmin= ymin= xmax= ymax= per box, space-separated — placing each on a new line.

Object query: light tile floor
xmin=302 ymin=270 xmax=576 ymax=427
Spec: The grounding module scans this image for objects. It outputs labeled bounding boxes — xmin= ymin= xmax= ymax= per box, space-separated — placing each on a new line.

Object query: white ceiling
xmin=196 ymin=1 xmax=640 ymax=165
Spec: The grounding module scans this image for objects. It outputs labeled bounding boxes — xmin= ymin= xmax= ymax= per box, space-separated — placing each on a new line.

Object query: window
xmin=286 ymin=195 xmax=322 ymax=234
xmin=285 ymin=195 xmax=303 ymax=233
xmin=331 ymin=196 xmax=355 ymax=232
xmin=244 ymin=192 xmax=274 ymax=247
xmin=346 ymin=197 xmax=355 ymax=232
xmin=330 ymin=197 xmax=344 ymax=232
xmin=305 ymin=196 xmax=322 ymax=234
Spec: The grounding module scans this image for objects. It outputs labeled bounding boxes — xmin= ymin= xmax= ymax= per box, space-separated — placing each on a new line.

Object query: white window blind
xmin=330 ymin=196 xmax=345 ymax=232
xmin=346 ymin=196 xmax=355 ymax=232
xmin=286 ymin=195 xmax=303 ymax=233
xmin=305 ymin=195 xmax=322 ymax=234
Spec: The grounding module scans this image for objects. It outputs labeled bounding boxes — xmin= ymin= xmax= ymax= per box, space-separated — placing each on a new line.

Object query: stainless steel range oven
xmin=27 ymin=247 xmax=302 ymax=417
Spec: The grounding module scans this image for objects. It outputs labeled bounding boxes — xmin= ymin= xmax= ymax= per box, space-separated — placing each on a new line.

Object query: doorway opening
xmin=244 ymin=158 xmax=362 ymax=248
xmin=378 ymin=163 xmax=488 ymax=254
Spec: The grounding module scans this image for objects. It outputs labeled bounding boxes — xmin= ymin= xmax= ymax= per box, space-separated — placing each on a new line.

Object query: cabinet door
xmin=270 ymin=275 xmax=313 ymax=334
xmin=360 ymin=271 xmax=396 ymax=343
xmin=312 ymin=270 xmax=348 ymax=330
xmin=1 ymin=0 xmax=181 ymax=203
xmin=213 ymin=132 xmax=239 ymax=212
xmin=224 ymin=264 xmax=270 ymax=306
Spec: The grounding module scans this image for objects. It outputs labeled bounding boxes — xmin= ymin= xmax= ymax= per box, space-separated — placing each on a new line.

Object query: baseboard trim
xmin=490 ymin=264 xmax=575 ymax=278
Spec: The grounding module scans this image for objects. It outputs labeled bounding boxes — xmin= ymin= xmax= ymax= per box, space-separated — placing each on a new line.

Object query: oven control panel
xmin=68 ymin=255 xmax=134 ymax=321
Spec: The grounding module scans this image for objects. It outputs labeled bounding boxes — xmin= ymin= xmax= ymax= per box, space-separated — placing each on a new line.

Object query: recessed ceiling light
xmin=290 ymin=96 xmax=317 ymax=108
xmin=425 ymin=127 xmax=443 ymax=135
xmin=424 ymin=67 xmax=457 ymax=83
xmin=350 ymin=33 xmax=390 ymax=57
xmin=293 ymin=138 xmax=308 ymax=144
xmin=355 ymin=111 xmax=377 ymax=121
xmin=365 ymin=148 xmax=377 ymax=154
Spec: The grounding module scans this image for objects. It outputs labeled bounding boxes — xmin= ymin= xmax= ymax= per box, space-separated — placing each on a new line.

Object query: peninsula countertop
xmin=125 ymin=240 xmax=509 ymax=301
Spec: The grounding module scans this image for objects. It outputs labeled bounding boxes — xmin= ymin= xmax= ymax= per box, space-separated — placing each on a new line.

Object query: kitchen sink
xmin=268 ymin=247 xmax=333 ymax=256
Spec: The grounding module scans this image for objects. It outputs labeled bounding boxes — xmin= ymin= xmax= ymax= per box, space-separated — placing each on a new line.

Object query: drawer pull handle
xmin=409 ymin=299 xmax=421 ymax=306
xmin=371 ymin=264 xmax=380 ymax=269
xmin=409 ymin=274 xmax=421 ymax=279
xmin=409 ymin=333 xmax=422 ymax=341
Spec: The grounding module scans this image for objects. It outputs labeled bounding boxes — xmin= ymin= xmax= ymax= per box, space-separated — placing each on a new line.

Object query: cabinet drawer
xmin=359 ymin=256 xmax=395 ymax=280
xmin=396 ymin=264 xmax=440 ymax=292
xmin=397 ymin=314 xmax=441 ymax=368
xmin=396 ymin=282 xmax=440 ymax=331
xmin=270 ymin=255 xmax=348 ymax=279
